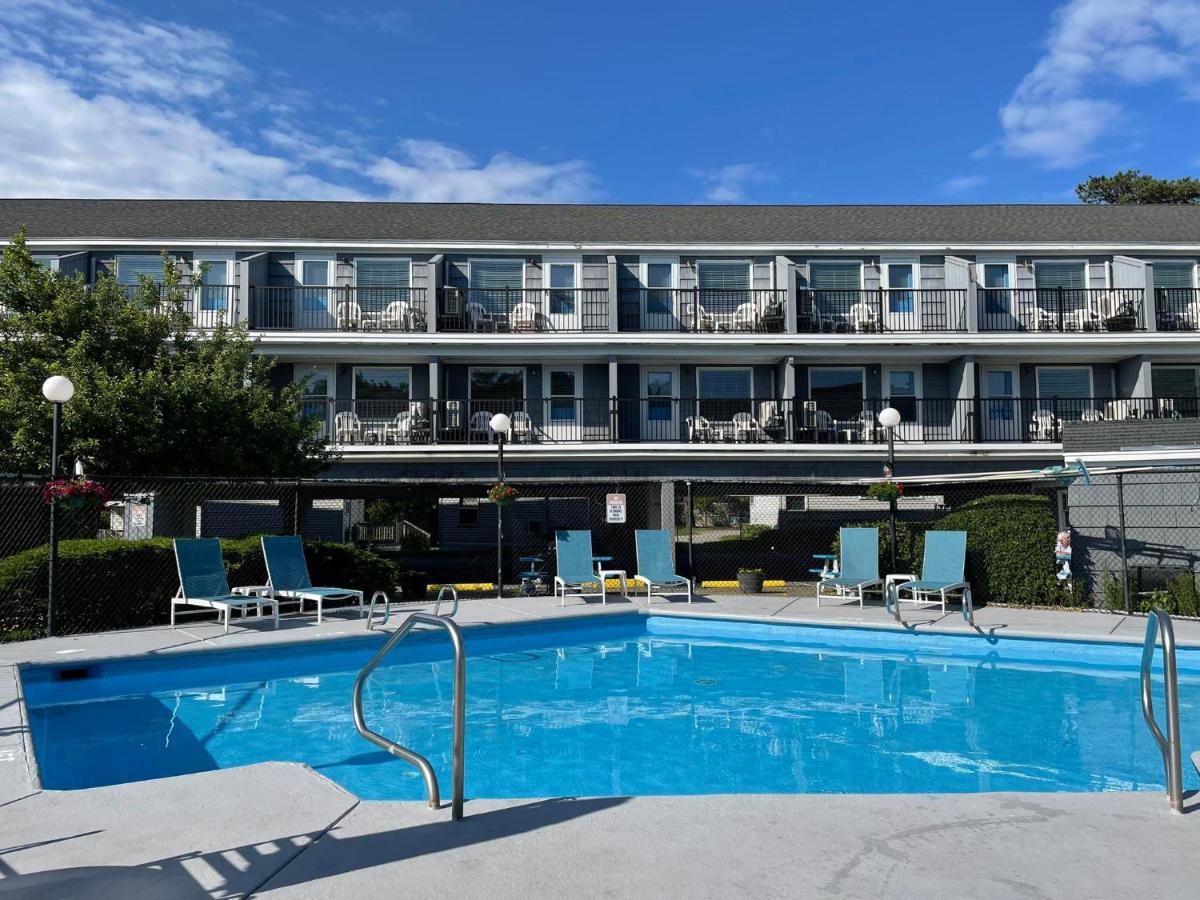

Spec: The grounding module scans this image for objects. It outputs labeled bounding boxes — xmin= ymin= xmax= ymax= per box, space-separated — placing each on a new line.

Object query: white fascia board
xmin=1066 ymin=449 xmax=1200 ymax=468
xmin=14 ymin=238 xmax=1200 ymax=254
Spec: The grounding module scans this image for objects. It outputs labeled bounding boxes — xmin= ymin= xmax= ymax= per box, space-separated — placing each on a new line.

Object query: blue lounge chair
xmin=892 ymin=530 xmax=972 ymax=613
xmin=172 ymin=538 xmax=278 ymax=633
xmin=817 ymin=527 xmax=883 ymax=607
xmin=261 ymin=535 xmax=364 ymax=624
xmin=634 ymin=529 xmax=692 ymax=603
xmin=553 ymin=530 xmax=605 ymax=606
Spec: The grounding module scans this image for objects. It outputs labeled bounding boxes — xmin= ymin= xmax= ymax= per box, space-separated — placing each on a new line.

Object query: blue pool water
xmin=23 ymin=615 xmax=1200 ymax=800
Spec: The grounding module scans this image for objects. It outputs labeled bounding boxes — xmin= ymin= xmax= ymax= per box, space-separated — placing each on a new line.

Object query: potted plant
xmin=866 ymin=480 xmax=904 ymax=503
xmin=737 ymin=567 xmax=765 ymax=593
xmin=487 ymin=483 xmax=518 ymax=506
xmin=42 ymin=477 xmax=110 ymax=512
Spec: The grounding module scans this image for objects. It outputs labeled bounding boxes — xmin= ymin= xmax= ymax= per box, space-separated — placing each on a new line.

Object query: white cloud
xmin=0 ymin=0 xmax=599 ymax=202
xmin=937 ymin=175 xmax=987 ymax=195
xmin=999 ymin=0 xmax=1200 ymax=167
xmin=689 ymin=163 xmax=774 ymax=203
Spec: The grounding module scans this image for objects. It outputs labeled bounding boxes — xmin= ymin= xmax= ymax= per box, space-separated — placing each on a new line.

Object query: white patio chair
xmin=849 ymin=302 xmax=879 ymax=332
xmin=469 ymin=410 xmax=493 ymax=441
xmin=732 ymin=411 xmax=763 ymax=442
xmin=510 ymin=301 xmax=540 ymax=332
xmin=680 ymin=301 xmax=715 ymax=332
xmin=387 ymin=411 xmax=412 ymax=443
xmin=1080 ymin=408 xmax=1104 ymax=423
xmin=381 ymin=300 xmax=412 ymax=331
xmin=1103 ymin=400 xmax=1131 ymax=421
xmin=466 ymin=301 xmax=494 ymax=331
xmin=686 ymin=415 xmax=713 ymax=442
xmin=336 ymin=300 xmax=363 ymax=330
xmin=758 ymin=400 xmax=782 ymax=430
xmin=334 ymin=411 xmax=362 ymax=444
xmin=1157 ymin=398 xmax=1181 ymax=419
xmin=732 ymin=302 xmax=759 ymax=331
xmin=1029 ymin=410 xmax=1057 ymax=442
xmin=511 ymin=410 xmax=534 ymax=442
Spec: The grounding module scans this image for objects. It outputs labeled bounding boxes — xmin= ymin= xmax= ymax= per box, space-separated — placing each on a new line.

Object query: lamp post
xmin=43 ymin=375 xmax=75 ymax=638
xmin=877 ymin=406 xmax=901 ymax=574
xmin=490 ymin=412 xmax=511 ymax=601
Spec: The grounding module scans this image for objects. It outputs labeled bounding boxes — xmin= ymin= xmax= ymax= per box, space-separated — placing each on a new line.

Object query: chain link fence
xmin=2 ymin=469 xmax=1198 ymax=641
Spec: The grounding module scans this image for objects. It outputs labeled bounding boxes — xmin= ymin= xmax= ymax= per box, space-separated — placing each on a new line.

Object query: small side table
xmin=593 ymin=556 xmax=627 ymax=599
xmin=230 ymin=585 xmax=279 ymax=620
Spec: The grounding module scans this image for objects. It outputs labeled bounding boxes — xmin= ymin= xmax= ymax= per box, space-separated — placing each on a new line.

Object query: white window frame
xmin=808 ymin=260 xmax=865 ymax=290
xmin=807 ymin=366 xmax=867 ymax=400
xmin=467 ymin=366 xmax=526 ymax=399
xmin=641 ymin=256 xmax=679 ymax=288
xmin=351 ymin=365 xmax=413 ymax=401
xmin=695 ymin=259 xmax=753 ymax=289
xmin=1149 ymin=260 xmax=1199 ymax=289
xmin=641 ymin=364 xmax=680 ymax=400
xmin=881 ymin=365 xmax=922 ymax=401
xmin=352 ymin=256 xmax=412 ymax=287
xmin=696 ymin=366 xmax=755 ymax=401
xmin=295 ymin=252 xmax=335 ymax=286
xmin=467 ymin=257 xmax=526 ymax=289
xmin=975 ymin=256 xmax=1015 ymax=289
xmin=880 ymin=257 xmax=921 ymax=291
xmin=1035 ymin=365 xmax=1094 ymax=400
xmin=1032 ymin=258 xmax=1089 ymax=290
xmin=191 ymin=250 xmax=234 ymax=285
xmin=294 ymin=365 xmax=334 ymax=398
xmin=543 ymin=365 xmax=582 ymax=400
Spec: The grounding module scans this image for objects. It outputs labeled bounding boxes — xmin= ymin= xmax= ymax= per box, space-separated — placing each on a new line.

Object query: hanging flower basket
xmin=43 ymin=477 xmax=110 ymax=511
xmin=487 ymin=483 xmax=518 ymax=506
xmin=866 ymin=480 xmax=904 ymax=503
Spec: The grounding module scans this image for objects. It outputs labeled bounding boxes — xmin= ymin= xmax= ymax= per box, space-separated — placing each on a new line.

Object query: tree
xmin=0 ymin=229 xmax=333 ymax=476
xmin=1075 ymin=170 xmax=1200 ymax=205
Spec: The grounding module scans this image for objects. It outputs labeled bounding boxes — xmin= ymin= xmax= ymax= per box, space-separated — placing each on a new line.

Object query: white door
xmin=545 ymin=260 xmax=580 ymax=331
xmin=544 ymin=367 xmax=581 ymax=441
xmin=297 ymin=256 xmax=335 ymax=330
xmin=883 ymin=367 xmax=921 ymax=439
xmin=295 ymin=366 xmax=334 ymax=440
xmin=978 ymin=262 xmax=1012 ymax=329
xmin=642 ymin=260 xmax=677 ymax=330
xmin=883 ymin=260 xmax=918 ymax=331
xmin=642 ymin=368 xmax=677 ymax=441
xmin=981 ymin=367 xmax=1019 ymax=441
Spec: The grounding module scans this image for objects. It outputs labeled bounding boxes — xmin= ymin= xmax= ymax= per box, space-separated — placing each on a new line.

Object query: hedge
xmin=0 ymin=536 xmax=398 ymax=641
xmin=832 ymin=495 xmax=1073 ymax=607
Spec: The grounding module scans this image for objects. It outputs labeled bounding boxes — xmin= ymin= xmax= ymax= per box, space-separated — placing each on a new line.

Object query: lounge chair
xmin=171 ymin=538 xmax=278 ymax=633
xmin=817 ymin=527 xmax=883 ymax=607
xmin=553 ymin=530 xmax=605 ymax=606
xmin=891 ymin=530 xmax=972 ymax=614
xmin=634 ymin=529 xmax=692 ymax=603
xmin=261 ymin=535 xmax=364 ymax=624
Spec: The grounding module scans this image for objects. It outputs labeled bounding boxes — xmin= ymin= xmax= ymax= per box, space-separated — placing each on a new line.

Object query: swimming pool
xmin=22 ymin=614 xmax=1200 ymax=800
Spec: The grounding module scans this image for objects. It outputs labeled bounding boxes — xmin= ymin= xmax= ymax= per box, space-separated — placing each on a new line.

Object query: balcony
xmin=437 ymin=287 xmax=609 ymax=332
xmin=978 ymin=288 xmax=1143 ymax=333
xmin=116 ymin=283 xmax=241 ymax=329
xmin=796 ymin=289 xmax=967 ymax=333
xmin=617 ymin=288 xmax=787 ymax=333
xmin=249 ymin=286 xmax=428 ymax=331
xmin=310 ymin=396 xmax=1196 ymax=447
xmin=1154 ymin=288 xmax=1199 ymax=331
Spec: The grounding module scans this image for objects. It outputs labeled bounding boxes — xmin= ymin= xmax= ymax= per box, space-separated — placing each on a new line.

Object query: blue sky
xmin=0 ymin=0 xmax=1198 ymax=203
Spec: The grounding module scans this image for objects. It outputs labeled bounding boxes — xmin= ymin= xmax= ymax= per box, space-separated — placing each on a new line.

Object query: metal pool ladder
xmin=1140 ymin=609 xmax=1183 ymax=812
xmin=352 ymin=612 xmax=466 ymax=820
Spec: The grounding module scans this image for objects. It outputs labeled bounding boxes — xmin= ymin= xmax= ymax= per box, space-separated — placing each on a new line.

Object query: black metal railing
xmin=795 ymin=289 xmax=967 ymax=333
xmin=978 ymin=288 xmax=1143 ymax=332
xmin=616 ymin=288 xmax=787 ymax=332
xmin=307 ymin=395 xmax=1196 ymax=447
xmin=115 ymin=283 xmax=241 ymax=329
xmin=437 ymin=287 xmax=609 ymax=332
xmin=249 ymin=286 xmax=428 ymax=331
xmin=1154 ymin=288 xmax=1199 ymax=331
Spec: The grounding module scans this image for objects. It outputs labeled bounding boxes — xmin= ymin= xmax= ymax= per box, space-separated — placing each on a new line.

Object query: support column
xmin=951 ymin=354 xmax=976 ymax=442
xmin=607 ymin=255 xmax=619 ymax=332
xmin=608 ymin=356 xmax=619 ymax=441
xmin=777 ymin=256 xmax=795 ymax=333
xmin=429 ymin=356 xmax=441 ymax=443
xmin=1117 ymin=355 xmax=1152 ymax=398
xmin=1143 ymin=262 xmax=1158 ymax=333
xmin=427 ymin=254 xmax=443 ymax=333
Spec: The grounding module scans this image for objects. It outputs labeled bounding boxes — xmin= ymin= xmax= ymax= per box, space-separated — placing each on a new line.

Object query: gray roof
xmin=2 ymin=198 xmax=1200 ymax=244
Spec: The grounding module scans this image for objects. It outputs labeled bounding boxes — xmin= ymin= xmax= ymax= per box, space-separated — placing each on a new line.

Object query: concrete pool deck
xmin=2 ymin=595 xmax=1199 ymax=898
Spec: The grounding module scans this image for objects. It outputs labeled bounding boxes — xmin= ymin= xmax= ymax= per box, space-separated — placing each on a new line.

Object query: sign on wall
xmin=605 ymin=493 xmax=626 ymax=524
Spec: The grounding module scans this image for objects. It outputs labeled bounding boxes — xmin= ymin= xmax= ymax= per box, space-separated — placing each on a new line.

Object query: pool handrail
xmin=365 ymin=585 xmax=458 ymax=630
xmin=1140 ymin=609 xmax=1183 ymax=813
xmin=352 ymin=612 xmax=466 ymax=820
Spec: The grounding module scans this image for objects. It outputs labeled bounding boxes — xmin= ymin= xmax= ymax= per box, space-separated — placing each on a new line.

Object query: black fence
xmin=977 ymin=287 xmax=1143 ymax=333
xmin=249 ymin=286 xmax=428 ymax=332
xmin=797 ymin=289 xmax=967 ymax=333
xmin=437 ymin=287 xmax=610 ymax=332
xmin=1154 ymin=288 xmax=1199 ymax=331
xmin=616 ymin=288 xmax=787 ymax=333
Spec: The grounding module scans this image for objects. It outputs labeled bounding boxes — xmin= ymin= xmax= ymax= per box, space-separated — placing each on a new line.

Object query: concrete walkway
xmin=2 ymin=596 xmax=1199 ymax=898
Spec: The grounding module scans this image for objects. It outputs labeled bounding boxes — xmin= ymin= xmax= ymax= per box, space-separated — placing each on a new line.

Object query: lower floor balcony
xmin=308 ymin=396 xmax=1197 ymax=448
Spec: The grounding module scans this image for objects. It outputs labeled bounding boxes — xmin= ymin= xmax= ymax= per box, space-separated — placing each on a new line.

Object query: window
xmin=547 ymin=369 xmax=577 ymax=422
xmin=885 ymin=368 xmax=919 ymax=422
xmin=809 ymin=262 xmax=861 ymax=291
xmin=32 ymin=254 xmax=56 ymax=270
xmin=116 ymin=255 xmax=163 ymax=285
xmin=697 ymin=368 xmax=752 ymax=399
xmin=697 ymin=261 xmax=750 ymax=291
xmin=646 ymin=369 xmax=674 ymax=422
xmin=1034 ymin=262 xmax=1087 ymax=290
xmin=1153 ymin=262 xmax=1195 ymax=289
xmin=1154 ymin=367 xmax=1199 ymax=416
xmin=469 ymin=367 xmax=525 ymax=402
xmin=982 ymin=263 xmax=1010 ymax=315
xmin=810 ymin=368 xmax=864 ymax=420
xmin=353 ymin=367 xmax=411 ymax=402
xmin=1036 ymin=367 xmax=1093 ymax=418
xmin=885 ymin=262 xmax=915 ymax=314
xmin=548 ymin=262 xmax=576 ymax=315
xmin=645 ymin=262 xmax=673 ymax=314
xmin=458 ymin=500 xmax=478 ymax=527
xmin=356 ymin=258 xmax=410 ymax=306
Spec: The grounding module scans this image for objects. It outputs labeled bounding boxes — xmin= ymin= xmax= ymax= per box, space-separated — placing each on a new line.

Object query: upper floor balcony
xmin=1154 ymin=288 xmax=1199 ymax=331
xmin=248 ymin=286 xmax=429 ymax=332
xmin=978 ymin=288 xmax=1144 ymax=333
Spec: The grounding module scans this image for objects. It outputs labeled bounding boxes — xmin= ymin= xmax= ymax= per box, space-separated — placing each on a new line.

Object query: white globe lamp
xmin=42 ymin=375 xmax=75 ymax=404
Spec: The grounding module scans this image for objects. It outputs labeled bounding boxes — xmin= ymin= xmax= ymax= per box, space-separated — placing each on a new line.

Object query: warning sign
xmin=605 ymin=493 xmax=627 ymax=524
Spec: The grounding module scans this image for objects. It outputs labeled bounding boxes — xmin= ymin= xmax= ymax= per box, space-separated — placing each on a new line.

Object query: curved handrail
xmin=352 ymin=612 xmax=466 ymax=819
xmin=1140 ymin=609 xmax=1183 ymax=812
xmin=433 ymin=585 xmax=459 ymax=617
xmin=365 ymin=590 xmax=391 ymax=630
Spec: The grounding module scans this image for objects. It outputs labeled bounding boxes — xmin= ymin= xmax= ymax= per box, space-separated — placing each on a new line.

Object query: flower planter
xmin=737 ymin=571 xmax=765 ymax=593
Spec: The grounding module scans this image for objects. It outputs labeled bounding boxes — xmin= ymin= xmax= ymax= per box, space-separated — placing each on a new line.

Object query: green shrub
xmin=0 ymin=535 xmax=397 ymax=642
xmin=1100 ymin=570 xmax=1133 ymax=612
xmin=739 ymin=524 xmax=776 ymax=542
xmin=1145 ymin=573 xmax=1200 ymax=618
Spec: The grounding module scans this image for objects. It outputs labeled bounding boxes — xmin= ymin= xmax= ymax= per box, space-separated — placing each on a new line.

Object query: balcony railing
xmin=437 ymin=287 xmax=609 ymax=332
xmin=797 ymin=289 xmax=968 ymax=333
xmin=116 ymin=283 xmax=241 ymax=329
xmin=249 ymin=286 xmax=428 ymax=331
xmin=978 ymin=288 xmax=1143 ymax=333
xmin=1154 ymin=288 xmax=1199 ymax=331
xmin=616 ymin=288 xmax=787 ymax=332
xmin=307 ymin=395 xmax=1195 ymax=446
